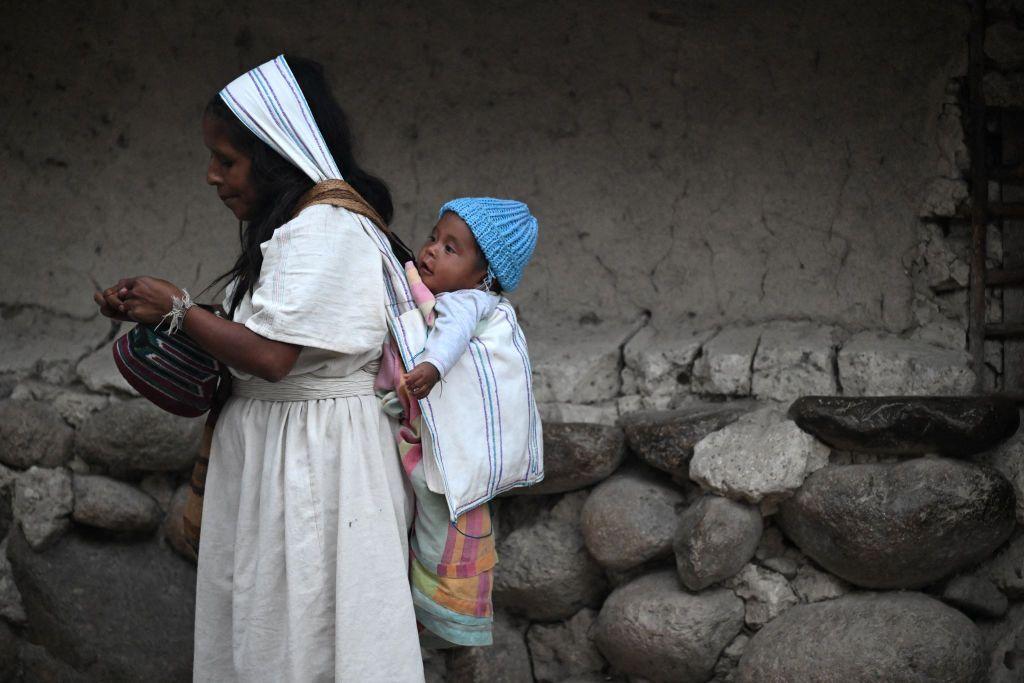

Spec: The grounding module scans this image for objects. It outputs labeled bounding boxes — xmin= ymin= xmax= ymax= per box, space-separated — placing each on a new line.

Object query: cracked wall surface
xmin=0 ymin=0 xmax=967 ymax=334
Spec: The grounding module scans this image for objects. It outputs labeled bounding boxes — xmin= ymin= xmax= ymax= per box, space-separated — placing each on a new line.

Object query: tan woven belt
xmin=232 ymin=368 xmax=377 ymax=401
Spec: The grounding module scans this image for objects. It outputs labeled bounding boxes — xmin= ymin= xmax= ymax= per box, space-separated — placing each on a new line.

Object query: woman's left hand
xmin=118 ymin=276 xmax=185 ymax=325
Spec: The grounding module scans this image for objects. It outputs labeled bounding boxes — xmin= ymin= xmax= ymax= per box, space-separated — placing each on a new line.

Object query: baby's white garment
xmin=418 ymin=289 xmax=499 ymax=377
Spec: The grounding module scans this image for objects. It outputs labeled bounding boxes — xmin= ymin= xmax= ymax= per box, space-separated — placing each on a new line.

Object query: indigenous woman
xmin=93 ymin=56 xmax=425 ymax=681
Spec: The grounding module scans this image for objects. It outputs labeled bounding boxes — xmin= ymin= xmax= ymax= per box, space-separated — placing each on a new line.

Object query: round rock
xmin=737 ymin=592 xmax=987 ymax=682
xmin=72 ymin=473 xmax=162 ymax=533
xmin=620 ymin=403 xmax=752 ymax=479
xmin=778 ymin=458 xmax=1015 ymax=589
xmin=0 ymin=400 xmax=73 ymax=469
xmin=494 ymin=492 xmax=609 ymax=620
xmin=75 ymin=399 xmax=203 ymax=474
xmin=515 ymin=423 xmax=626 ymax=496
xmin=690 ymin=407 xmax=829 ymax=505
xmin=674 ymin=495 xmax=762 ymax=591
xmin=581 ymin=469 xmax=684 ymax=572
xmin=593 ymin=570 xmax=744 ymax=683
xmin=788 ymin=395 xmax=1019 ymax=456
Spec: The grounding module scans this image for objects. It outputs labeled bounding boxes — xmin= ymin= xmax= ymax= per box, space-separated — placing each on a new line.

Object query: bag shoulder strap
xmin=294 ymin=180 xmax=414 ymax=262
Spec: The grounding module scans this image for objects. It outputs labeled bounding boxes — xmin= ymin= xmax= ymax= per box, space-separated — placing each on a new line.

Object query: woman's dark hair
xmin=207 ymin=55 xmax=394 ymax=314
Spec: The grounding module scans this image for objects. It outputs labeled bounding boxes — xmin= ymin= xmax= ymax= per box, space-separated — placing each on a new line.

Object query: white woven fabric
xmin=219 ymin=54 xmax=342 ymax=182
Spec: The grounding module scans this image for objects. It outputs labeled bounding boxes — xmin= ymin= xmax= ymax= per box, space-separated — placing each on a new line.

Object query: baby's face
xmin=416 ymin=212 xmax=488 ymax=293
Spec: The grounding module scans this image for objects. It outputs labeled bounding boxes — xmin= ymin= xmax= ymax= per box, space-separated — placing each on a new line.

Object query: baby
xmin=378 ymin=197 xmax=538 ymax=648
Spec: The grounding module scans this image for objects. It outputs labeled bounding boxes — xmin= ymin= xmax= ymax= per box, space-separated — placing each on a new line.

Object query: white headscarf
xmin=219 ymin=55 xmax=343 ymax=182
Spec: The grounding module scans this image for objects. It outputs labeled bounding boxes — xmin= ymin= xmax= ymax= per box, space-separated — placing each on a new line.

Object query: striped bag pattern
xmin=112 ymin=323 xmax=222 ymax=418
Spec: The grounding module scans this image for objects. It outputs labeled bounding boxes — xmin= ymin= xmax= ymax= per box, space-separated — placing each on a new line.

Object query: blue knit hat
xmin=438 ymin=197 xmax=538 ymax=292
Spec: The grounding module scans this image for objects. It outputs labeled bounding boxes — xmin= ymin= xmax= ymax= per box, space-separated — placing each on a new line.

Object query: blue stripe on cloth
xmin=480 ymin=341 xmax=505 ymax=486
xmin=499 ymin=305 xmax=541 ymax=476
xmin=273 ymin=56 xmax=338 ymax=176
xmin=468 ymin=339 xmax=497 ymax=497
xmin=249 ymin=68 xmax=320 ymax=171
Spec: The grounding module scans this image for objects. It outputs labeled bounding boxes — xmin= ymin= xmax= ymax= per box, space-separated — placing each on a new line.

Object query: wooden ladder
xmin=967 ymin=0 xmax=1024 ymax=395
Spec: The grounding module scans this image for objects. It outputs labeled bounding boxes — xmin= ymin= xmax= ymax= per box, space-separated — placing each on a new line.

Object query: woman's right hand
xmin=93 ymin=279 xmax=134 ymax=322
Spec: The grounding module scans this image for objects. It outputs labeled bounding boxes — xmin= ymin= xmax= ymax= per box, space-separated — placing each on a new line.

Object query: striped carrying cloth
xmin=378 ymin=269 xmax=496 ymax=647
xmin=380 ymin=274 xmax=544 ymax=521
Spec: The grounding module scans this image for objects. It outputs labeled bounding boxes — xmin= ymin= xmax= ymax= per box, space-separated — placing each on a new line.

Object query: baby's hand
xmin=403 ymin=363 xmax=440 ymax=400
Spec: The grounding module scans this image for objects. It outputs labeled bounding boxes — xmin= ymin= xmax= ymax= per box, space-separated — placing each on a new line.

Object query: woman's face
xmin=202 ymin=113 xmax=261 ymax=221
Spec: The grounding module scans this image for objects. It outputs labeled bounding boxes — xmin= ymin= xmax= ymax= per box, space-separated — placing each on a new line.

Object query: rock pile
xmin=0 ymin=315 xmax=1021 ymax=681
xmin=468 ymin=393 xmax=1021 ymax=682
xmin=0 ymin=388 xmax=201 ymax=681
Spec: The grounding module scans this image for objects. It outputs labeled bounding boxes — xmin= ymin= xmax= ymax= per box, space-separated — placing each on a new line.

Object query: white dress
xmin=193 ymin=205 xmax=425 ymax=682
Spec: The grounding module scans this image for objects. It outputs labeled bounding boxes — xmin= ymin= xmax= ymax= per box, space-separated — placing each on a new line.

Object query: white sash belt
xmin=233 ymin=367 xmax=377 ymax=402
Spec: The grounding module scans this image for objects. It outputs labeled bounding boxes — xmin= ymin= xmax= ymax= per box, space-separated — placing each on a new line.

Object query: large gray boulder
xmin=778 ymin=458 xmax=1015 ymax=589
xmin=72 ymin=473 xmax=162 ymax=533
xmin=581 ymin=469 xmax=684 ymax=572
xmin=7 ymin=527 xmax=196 ymax=681
xmin=673 ymin=495 xmax=762 ymax=591
xmin=14 ymin=466 xmax=73 ymax=551
xmin=620 ymin=403 xmax=752 ymax=480
xmin=0 ymin=400 xmax=74 ymax=469
xmin=447 ymin=612 xmax=532 ymax=683
xmin=516 ymin=423 xmax=625 ymax=496
xmin=690 ymin=407 xmax=829 ymax=505
xmin=789 ymin=395 xmax=1019 ymax=456
xmin=527 ymin=608 xmax=606 ymax=683
xmin=736 ymin=592 xmax=987 ymax=682
xmin=593 ymin=570 xmax=744 ymax=683
xmin=75 ymin=399 xmax=202 ymax=474
xmin=494 ymin=492 xmax=609 ymax=620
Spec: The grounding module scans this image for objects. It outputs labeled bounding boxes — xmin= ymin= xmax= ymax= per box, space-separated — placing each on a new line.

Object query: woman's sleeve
xmin=243 ymin=206 xmax=387 ymax=355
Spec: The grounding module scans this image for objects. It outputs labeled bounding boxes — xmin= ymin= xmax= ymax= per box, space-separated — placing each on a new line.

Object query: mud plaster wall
xmin=0 ymin=0 xmax=967 ymax=334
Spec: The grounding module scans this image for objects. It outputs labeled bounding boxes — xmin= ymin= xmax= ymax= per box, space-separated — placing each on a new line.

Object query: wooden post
xmin=968 ymin=0 xmax=988 ymax=394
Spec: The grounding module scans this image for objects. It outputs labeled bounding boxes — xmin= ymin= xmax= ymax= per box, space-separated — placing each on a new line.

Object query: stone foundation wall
xmin=0 ymin=312 xmax=1022 ymax=680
